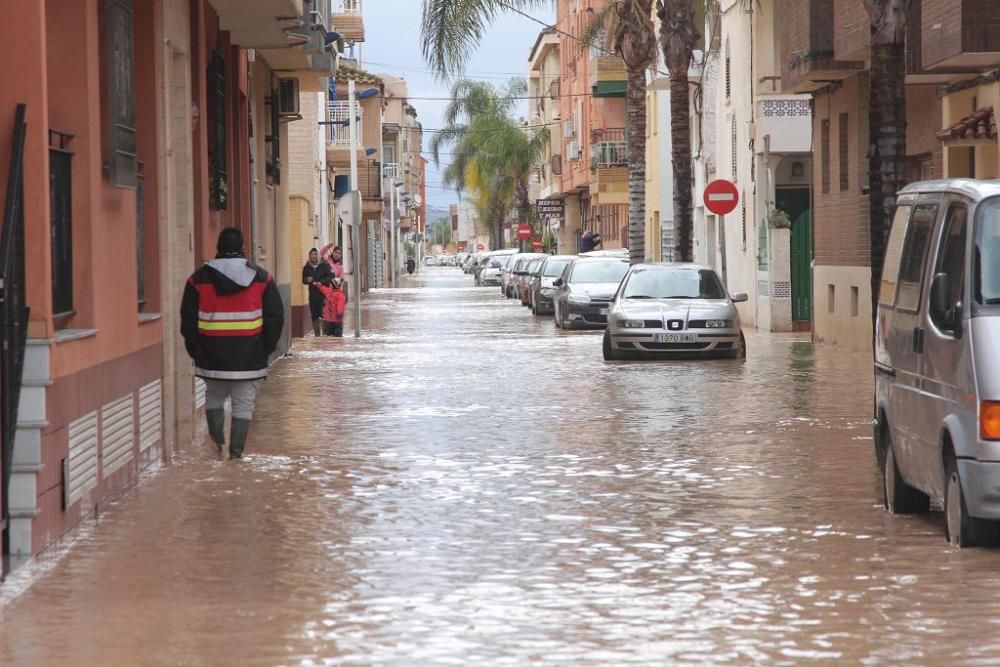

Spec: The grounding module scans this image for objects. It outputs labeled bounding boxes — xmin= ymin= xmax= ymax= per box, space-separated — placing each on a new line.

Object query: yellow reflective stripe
xmin=198 ymin=309 xmax=263 ymax=321
xmin=198 ymin=318 xmax=264 ymax=331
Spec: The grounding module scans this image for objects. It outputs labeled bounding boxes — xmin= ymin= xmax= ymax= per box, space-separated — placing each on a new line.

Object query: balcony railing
xmin=334 ymin=0 xmax=362 ymax=14
xmin=383 ymin=162 xmax=399 ymax=180
xmin=590 ymin=128 xmax=627 ymax=167
xmin=326 ymin=101 xmax=362 ymax=148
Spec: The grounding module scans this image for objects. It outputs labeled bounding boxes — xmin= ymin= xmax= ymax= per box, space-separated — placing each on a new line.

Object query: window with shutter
xmin=104 ymin=0 xmax=137 ymax=189
xmin=208 ymin=50 xmax=227 ymax=209
xmin=821 ymin=119 xmax=831 ymax=194
xmin=838 ymin=113 xmax=849 ymax=192
xmin=725 ymin=39 xmax=731 ymax=101
xmin=266 ymin=88 xmax=281 ymax=186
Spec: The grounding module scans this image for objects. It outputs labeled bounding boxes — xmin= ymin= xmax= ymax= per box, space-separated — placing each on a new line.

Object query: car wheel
xmin=602 ymin=330 xmax=620 ymax=361
xmin=728 ymin=331 xmax=747 ymax=359
xmin=883 ymin=434 xmax=929 ymax=514
xmin=945 ymin=454 xmax=989 ymax=548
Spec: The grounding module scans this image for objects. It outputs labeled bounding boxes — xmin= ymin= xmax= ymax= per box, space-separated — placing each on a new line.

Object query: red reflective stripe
xmin=199 ymin=327 xmax=263 ymax=337
xmin=194 ymin=281 xmax=267 ymax=317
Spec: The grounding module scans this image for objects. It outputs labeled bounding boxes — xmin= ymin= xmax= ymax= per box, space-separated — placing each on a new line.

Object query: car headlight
xmin=704 ymin=319 xmax=732 ymax=328
xmin=617 ymin=319 xmax=646 ymax=328
xmin=540 ymin=287 xmax=556 ymax=296
xmin=568 ymin=294 xmax=591 ymax=305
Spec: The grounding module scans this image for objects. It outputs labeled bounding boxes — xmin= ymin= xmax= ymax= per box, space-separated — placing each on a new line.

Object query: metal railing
xmin=334 ymin=0 xmax=362 ymax=13
xmin=590 ymin=128 xmax=627 ymax=167
xmin=382 ymin=162 xmax=399 ymax=180
xmin=326 ymin=101 xmax=362 ymax=147
xmin=1 ymin=104 xmax=29 ymax=557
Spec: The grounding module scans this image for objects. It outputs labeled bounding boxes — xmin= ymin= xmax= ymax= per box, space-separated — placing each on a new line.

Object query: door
xmin=917 ymin=199 xmax=969 ymax=496
xmin=776 ymin=187 xmax=812 ymax=324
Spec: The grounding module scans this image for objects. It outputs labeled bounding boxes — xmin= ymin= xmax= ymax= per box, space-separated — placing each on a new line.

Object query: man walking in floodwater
xmin=181 ymin=228 xmax=284 ymax=459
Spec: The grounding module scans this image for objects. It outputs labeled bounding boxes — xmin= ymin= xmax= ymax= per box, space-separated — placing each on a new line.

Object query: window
xmin=730 ymin=116 xmax=737 ymax=179
xmin=725 ymin=39 xmax=731 ymax=101
xmin=934 ymin=203 xmax=967 ymax=325
xmin=880 ymin=205 xmax=912 ymax=306
xmin=622 ymin=267 xmax=726 ymax=300
xmin=136 ymin=162 xmax=145 ymax=302
xmin=821 ymin=119 xmax=831 ymax=194
xmin=208 ymin=50 xmax=227 ymax=210
xmin=50 ymin=131 xmax=74 ymax=316
xmin=266 ymin=87 xmax=281 ymax=185
xmin=895 ymin=204 xmax=937 ymax=312
xmin=838 ymin=113 xmax=849 ymax=192
xmin=103 ymin=0 xmax=137 ymax=189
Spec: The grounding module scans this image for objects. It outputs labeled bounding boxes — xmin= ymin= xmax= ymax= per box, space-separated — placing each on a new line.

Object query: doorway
xmin=776 ymin=187 xmax=811 ymax=327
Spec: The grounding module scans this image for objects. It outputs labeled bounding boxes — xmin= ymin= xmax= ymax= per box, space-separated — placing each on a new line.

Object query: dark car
xmin=530 ymin=254 xmax=574 ymax=316
xmin=552 ymin=257 xmax=630 ymax=329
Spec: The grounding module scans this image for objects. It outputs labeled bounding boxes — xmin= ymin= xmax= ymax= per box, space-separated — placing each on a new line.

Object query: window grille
xmin=266 ymin=88 xmax=281 ymax=186
xmin=104 ymin=0 xmax=137 ymax=189
xmin=136 ymin=161 xmax=145 ymax=303
xmin=50 ymin=130 xmax=74 ymax=316
xmin=725 ymin=39 xmax=731 ymax=100
xmin=208 ymin=50 xmax=227 ymax=209
xmin=838 ymin=112 xmax=849 ymax=192
xmin=821 ymin=119 xmax=831 ymax=194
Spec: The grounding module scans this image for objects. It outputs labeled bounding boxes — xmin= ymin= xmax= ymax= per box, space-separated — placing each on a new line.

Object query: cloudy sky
xmin=363 ymin=2 xmax=556 ymax=214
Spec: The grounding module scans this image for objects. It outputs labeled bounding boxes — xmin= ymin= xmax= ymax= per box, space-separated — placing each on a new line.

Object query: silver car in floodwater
xmin=875 ymin=179 xmax=1000 ymax=548
xmin=602 ymin=263 xmax=747 ymax=360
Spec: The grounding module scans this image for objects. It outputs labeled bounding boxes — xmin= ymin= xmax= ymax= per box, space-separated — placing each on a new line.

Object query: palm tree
xmin=864 ymin=0 xmax=910 ymax=328
xmin=582 ymin=2 xmax=658 ymax=265
xmin=430 ymin=79 xmax=549 ymax=250
xmin=656 ymin=0 xmax=700 ymax=262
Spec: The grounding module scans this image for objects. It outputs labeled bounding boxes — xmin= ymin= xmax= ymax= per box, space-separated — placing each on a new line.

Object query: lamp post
xmin=346 ymin=82 xmax=379 ymax=337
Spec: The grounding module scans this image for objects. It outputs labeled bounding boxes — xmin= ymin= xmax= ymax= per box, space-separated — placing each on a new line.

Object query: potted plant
xmin=768 ymin=209 xmax=791 ymax=229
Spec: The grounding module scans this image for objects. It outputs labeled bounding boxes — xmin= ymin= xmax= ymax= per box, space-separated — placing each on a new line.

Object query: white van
xmin=876 ymin=179 xmax=1000 ymax=547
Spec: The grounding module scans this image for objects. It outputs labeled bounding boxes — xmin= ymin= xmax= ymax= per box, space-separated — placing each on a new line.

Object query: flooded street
xmin=5 ymin=268 xmax=1000 ymax=665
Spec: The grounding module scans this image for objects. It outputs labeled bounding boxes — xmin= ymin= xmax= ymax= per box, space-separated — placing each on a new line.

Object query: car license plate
xmin=599 ymin=308 xmax=608 ymax=315
xmin=655 ymin=333 xmax=696 ymax=343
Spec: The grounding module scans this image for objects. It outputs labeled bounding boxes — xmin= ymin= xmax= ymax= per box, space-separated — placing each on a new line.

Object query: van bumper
xmin=958 ymin=459 xmax=1000 ymax=519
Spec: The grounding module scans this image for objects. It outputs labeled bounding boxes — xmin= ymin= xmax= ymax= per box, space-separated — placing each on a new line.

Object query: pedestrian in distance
xmin=406 ymin=257 xmax=416 ymax=275
xmin=579 ymin=230 xmax=603 ymax=253
xmin=317 ymin=276 xmax=347 ymax=337
xmin=302 ymin=247 xmax=332 ymax=337
xmin=181 ymin=227 xmax=284 ymax=459
xmin=321 ymin=243 xmax=348 ymax=303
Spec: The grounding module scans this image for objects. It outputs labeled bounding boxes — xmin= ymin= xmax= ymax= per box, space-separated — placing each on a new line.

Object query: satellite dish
xmin=414 ymin=194 xmax=423 ymax=206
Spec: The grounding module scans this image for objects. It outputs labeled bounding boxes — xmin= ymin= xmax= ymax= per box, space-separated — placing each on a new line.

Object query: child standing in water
xmin=317 ymin=276 xmax=347 ymax=337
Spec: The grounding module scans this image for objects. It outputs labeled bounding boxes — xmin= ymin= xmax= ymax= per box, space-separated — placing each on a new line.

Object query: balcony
xmin=382 ymin=162 xmax=400 ymax=180
xmin=332 ymin=0 xmax=366 ymax=44
xmin=780 ymin=0 xmax=864 ymax=93
xmin=590 ymin=52 xmax=626 ymax=98
xmin=212 ymin=0 xmax=305 ymax=49
xmin=755 ymin=95 xmax=812 ymax=153
xmin=325 ymin=101 xmax=369 ymax=164
xmin=922 ymin=0 xmax=1000 ymax=71
xmin=589 ymin=129 xmax=628 ymax=206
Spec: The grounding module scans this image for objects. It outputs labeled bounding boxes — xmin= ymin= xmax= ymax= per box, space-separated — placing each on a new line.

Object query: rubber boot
xmin=312 ymin=320 xmax=322 ymax=337
xmin=229 ymin=418 xmax=252 ymax=460
xmin=333 ymin=323 xmax=343 ymax=338
xmin=206 ymin=409 xmax=226 ymax=457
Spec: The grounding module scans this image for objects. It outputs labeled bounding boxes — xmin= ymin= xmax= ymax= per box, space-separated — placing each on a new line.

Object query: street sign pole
xmin=348 ymin=80 xmax=362 ymax=338
xmin=719 ymin=214 xmax=728 ymax=288
xmin=703 ymin=179 xmax=740 ymax=290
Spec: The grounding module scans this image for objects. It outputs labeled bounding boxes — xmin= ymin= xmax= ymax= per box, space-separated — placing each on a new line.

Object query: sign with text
xmin=517 ymin=224 xmax=532 ymax=240
xmin=536 ymin=198 xmax=565 ymax=219
xmin=703 ymin=179 xmax=739 ymax=216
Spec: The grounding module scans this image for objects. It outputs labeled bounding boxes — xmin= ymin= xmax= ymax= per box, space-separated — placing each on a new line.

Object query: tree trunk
xmin=866 ymin=2 xmax=908 ymax=338
xmin=626 ymin=67 xmax=647 ymax=265
xmin=670 ymin=75 xmax=694 ymax=262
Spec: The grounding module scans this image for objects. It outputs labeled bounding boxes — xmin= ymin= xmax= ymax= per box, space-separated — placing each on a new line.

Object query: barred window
xmin=208 ymin=50 xmax=227 ymax=210
xmin=821 ymin=119 xmax=831 ymax=194
xmin=839 ymin=113 xmax=849 ymax=192
xmin=103 ymin=0 xmax=137 ymax=189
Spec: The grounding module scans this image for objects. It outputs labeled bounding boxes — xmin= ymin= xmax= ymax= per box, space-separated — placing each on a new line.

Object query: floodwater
xmin=3 ymin=267 xmax=1000 ymax=665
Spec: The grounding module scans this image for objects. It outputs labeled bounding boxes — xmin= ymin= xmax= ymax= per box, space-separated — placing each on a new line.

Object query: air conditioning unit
xmin=567 ymin=141 xmax=581 ymax=161
xmin=278 ymin=78 xmax=300 ymax=117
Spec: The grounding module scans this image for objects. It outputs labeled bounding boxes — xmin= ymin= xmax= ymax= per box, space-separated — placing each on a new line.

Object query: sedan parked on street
xmin=478 ymin=251 xmax=515 ymax=286
xmin=603 ymin=263 xmax=747 ymax=360
xmin=552 ymin=257 xmax=630 ymax=329
xmin=509 ymin=253 xmax=545 ymax=301
xmin=520 ymin=257 xmax=546 ymax=306
xmin=531 ymin=255 xmax=575 ymax=316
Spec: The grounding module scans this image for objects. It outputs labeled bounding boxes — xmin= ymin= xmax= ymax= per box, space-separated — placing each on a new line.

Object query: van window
xmin=895 ymin=204 xmax=937 ymax=312
xmin=934 ymin=203 xmax=967 ymax=317
xmin=975 ymin=196 xmax=1000 ymax=305
xmin=879 ymin=205 xmax=912 ymax=305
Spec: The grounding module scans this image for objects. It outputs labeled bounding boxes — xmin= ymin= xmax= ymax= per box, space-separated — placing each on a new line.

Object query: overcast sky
xmin=363 ymin=2 xmax=555 ymax=214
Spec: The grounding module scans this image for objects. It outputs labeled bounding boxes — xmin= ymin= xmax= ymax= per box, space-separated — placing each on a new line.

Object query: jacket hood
xmin=206 ymin=258 xmax=258 ymax=294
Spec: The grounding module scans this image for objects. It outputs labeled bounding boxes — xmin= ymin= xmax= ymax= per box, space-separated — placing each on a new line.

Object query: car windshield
xmin=543 ymin=259 xmax=570 ymax=277
xmin=527 ymin=259 xmax=544 ymax=274
xmin=570 ymin=260 xmax=629 ymax=284
xmin=622 ymin=268 xmax=727 ymax=299
xmin=976 ymin=196 xmax=1000 ymax=304
xmin=488 ymin=256 xmax=510 ymax=269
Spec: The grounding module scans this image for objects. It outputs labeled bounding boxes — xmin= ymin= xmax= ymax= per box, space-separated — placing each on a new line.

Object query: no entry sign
xmin=704 ymin=179 xmax=739 ymax=216
xmin=532 ymin=238 xmax=543 ymax=250
xmin=477 ymin=243 xmax=485 ymax=251
xmin=517 ymin=224 xmax=532 ymax=240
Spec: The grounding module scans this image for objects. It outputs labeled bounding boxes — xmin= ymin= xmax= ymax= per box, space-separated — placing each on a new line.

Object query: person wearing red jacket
xmin=317 ymin=276 xmax=347 ymax=337
xmin=180 ymin=228 xmax=284 ymax=459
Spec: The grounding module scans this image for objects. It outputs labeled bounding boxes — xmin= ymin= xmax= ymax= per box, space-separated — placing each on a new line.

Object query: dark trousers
xmin=308 ymin=290 xmax=324 ymax=321
xmin=323 ymin=321 xmax=344 ymax=337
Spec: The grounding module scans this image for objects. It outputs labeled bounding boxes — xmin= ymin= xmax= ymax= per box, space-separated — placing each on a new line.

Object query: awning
xmin=937 ymin=107 xmax=997 ymax=142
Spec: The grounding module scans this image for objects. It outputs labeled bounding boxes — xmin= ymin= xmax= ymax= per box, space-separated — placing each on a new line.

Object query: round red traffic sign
xmin=532 ymin=238 xmax=543 ymax=250
xmin=477 ymin=243 xmax=485 ymax=251
xmin=517 ymin=224 xmax=532 ymax=240
xmin=704 ymin=179 xmax=739 ymax=216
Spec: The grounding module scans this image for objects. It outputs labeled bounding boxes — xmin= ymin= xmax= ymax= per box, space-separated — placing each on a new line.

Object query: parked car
xmin=479 ymin=251 xmax=514 ymax=286
xmin=603 ymin=263 xmax=747 ymax=361
xmin=552 ymin=257 xmax=630 ymax=329
xmin=423 ymin=256 xmax=436 ymax=266
xmin=531 ymin=255 xmax=575 ymax=316
xmin=502 ymin=253 xmax=529 ymax=297
xmin=509 ymin=253 xmax=545 ymax=301
xmin=582 ymin=248 xmax=629 ymax=258
xmin=874 ymin=179 xmax=1000 ymax=547
xmin=437 ymin=255 xmax=449 ymax=266
xmin=463 ymin=253 xmax=481 ymax=274
xmin=520 ymin=257 xmax=546 ymax=306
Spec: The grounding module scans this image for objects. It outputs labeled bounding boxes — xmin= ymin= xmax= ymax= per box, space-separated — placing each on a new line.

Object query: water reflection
xmin=3 ymin=268 xmax=1000 ymax=665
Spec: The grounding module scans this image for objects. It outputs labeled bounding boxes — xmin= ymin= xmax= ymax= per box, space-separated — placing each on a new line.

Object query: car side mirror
xmin=553 ymin=278 xmax=564 ymax=287
xmin=731 ymin=292 xmax=748 ymax=303
xmin=930 ymin=272 xmax=958 ymax=330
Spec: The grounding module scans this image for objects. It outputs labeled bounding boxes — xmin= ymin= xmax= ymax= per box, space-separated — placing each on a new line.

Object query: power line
xmin=366 ymin=59 xmax=560 ymax=80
